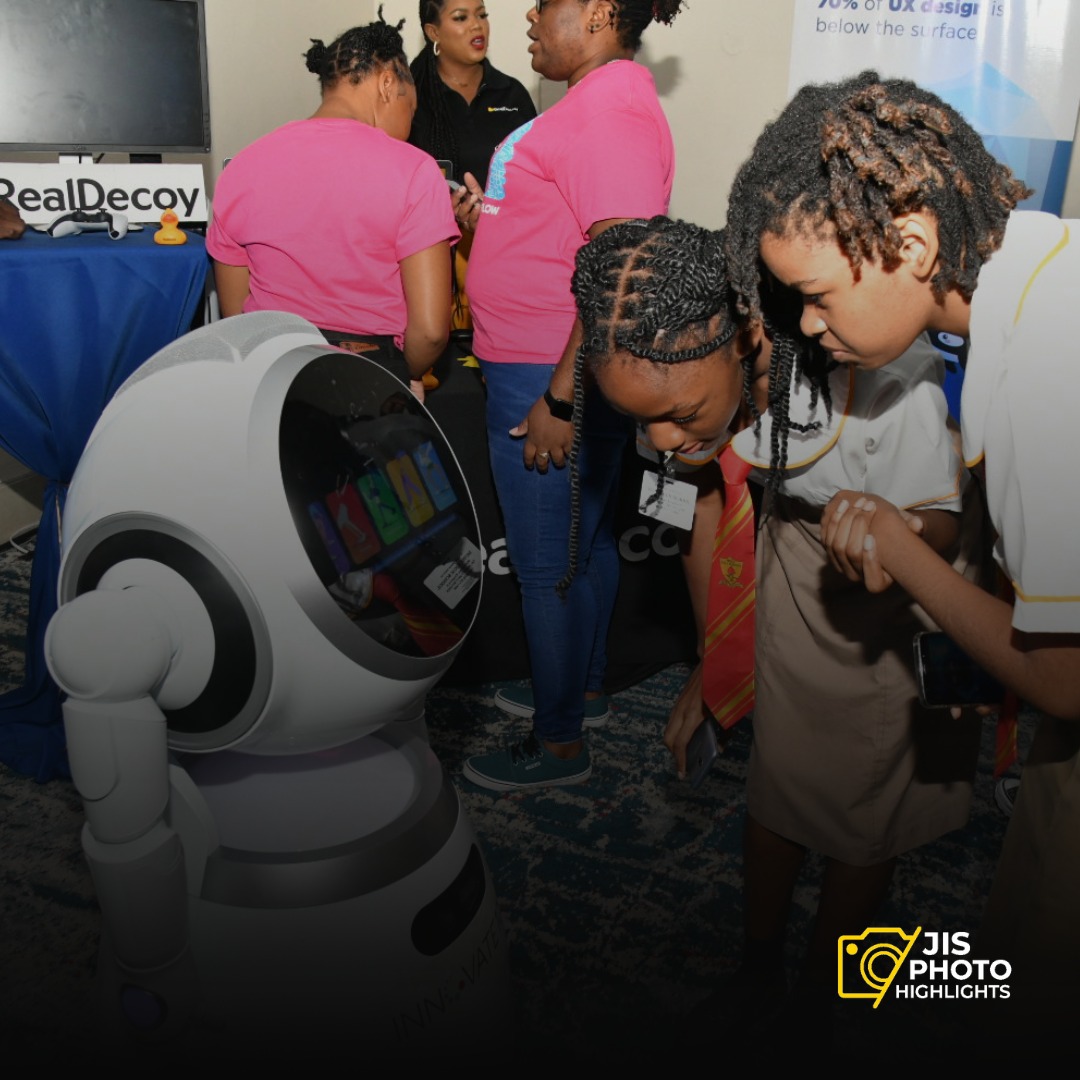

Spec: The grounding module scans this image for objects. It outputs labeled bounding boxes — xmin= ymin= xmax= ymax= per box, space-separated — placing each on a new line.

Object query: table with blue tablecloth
xmin=0 ymin=228 xmax=208 ymax=780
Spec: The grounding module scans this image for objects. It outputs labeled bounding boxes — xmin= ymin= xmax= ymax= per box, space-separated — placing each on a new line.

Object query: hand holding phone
xmin=685 ymin=717 xmax=720 ymax=789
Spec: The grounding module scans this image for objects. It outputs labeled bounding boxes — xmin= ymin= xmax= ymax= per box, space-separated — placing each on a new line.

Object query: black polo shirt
xmin=410 ymin=60 xmax=536 ymax=188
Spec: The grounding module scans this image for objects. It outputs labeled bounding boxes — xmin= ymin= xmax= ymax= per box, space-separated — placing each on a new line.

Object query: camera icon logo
xmin=837 ymin=927 xmax=922 ymax=1007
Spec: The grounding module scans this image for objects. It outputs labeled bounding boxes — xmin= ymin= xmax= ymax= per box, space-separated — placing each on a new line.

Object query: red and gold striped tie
xmin=702 ymin=446 xmax=756 ymax=729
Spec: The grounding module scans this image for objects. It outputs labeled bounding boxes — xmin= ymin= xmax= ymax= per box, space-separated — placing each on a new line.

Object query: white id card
xmin=638 ymin=471 xmax=696 ymax=530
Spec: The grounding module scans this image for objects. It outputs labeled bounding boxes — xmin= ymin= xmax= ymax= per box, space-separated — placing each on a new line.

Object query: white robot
xmin=45 ymin=312 xmax=509 ymax=1058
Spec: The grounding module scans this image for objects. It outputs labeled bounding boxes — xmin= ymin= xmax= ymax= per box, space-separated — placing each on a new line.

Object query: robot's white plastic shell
xmin=44 ymin=314 xmax=508 ymax=1052
xmin=55 ymin=314 xmax=477 ymax=756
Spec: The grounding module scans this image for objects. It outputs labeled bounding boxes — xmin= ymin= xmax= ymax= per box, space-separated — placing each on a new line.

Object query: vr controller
xmin=41 ymin=209 xmax=130 ymax=239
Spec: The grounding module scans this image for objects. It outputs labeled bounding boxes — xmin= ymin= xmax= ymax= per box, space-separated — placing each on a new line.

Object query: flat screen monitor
xmin=0 ymin=0 xmax=211 ymax=156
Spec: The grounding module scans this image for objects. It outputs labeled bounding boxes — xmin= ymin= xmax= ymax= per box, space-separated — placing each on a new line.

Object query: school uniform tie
xmin=702 ymin=446 xmax=756 ymax=729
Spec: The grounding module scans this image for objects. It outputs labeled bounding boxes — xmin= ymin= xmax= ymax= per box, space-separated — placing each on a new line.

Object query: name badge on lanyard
xmin=638 ymin=452 xmax=696 ymax=531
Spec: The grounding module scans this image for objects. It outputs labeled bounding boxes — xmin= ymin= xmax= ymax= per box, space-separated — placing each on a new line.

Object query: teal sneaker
xmin=462 ymin=733 xmax=591 ymax=791
xmin=493 ymin=685 xmax=611 ymax=728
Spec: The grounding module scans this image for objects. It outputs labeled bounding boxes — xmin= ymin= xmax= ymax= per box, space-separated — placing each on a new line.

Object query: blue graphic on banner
xmin=929 ymin=62 xmax=1063 ymax=212
xmin=928 ymin=331 xmax=969 ymax=422
xmin=788 ymin=0 xmax=1080 ymax=416
xmin=788 ymin=1 xmax=1080 ymax=217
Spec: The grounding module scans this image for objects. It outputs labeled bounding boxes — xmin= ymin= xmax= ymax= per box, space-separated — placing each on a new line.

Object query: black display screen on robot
xmin=0 ymin=0 xmax=211 ymax=155
xmin=282 ymin=353 xmax=482 ymax=658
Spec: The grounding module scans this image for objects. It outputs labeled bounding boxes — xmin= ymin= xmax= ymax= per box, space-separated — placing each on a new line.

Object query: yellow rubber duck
xmin=154 ymin=208 xmax=187 ymax=245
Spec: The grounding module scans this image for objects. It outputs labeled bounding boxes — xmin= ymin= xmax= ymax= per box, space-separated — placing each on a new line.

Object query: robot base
xmin=94 ymin=723 xmax=512 ymax=1062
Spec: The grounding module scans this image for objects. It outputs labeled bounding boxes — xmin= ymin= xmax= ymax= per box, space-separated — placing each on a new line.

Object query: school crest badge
xmin=719 ymin=557 xmax=745 ymax=587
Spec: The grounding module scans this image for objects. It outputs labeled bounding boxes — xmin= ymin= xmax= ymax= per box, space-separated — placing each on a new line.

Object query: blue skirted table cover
xmin=0 ymin=228 xmax=208 ymax=780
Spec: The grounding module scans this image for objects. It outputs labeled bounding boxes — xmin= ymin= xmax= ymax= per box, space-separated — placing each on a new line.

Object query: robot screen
xmin=280 ymin=354 xmax=481 ymax=659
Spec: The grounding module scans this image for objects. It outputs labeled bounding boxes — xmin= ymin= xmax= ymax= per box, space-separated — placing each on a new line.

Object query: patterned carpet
xmin=0 ymin=536 xmax=1022 ymax=1064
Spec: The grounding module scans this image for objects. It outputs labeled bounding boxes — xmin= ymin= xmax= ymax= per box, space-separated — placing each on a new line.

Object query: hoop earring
xmin=433 ymin=40 xmax=441 ymax=57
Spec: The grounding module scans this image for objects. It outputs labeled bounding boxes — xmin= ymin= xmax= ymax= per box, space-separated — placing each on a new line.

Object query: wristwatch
xmin=543 ymin=387 xmax=574 ymax=422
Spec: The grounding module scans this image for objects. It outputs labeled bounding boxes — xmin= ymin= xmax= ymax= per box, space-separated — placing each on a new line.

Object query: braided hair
xmin=725 ymin=70 xmax=1032 ymax=322
xmin=409 ymin=2 xmax=460 ymax=172
xmin=607 ymin=0 xmax=687 ymax=51
xmin=557 ymin=216 xmax=830 ymax=595
xmin=304 ymin=7 xmax=411 ymax=91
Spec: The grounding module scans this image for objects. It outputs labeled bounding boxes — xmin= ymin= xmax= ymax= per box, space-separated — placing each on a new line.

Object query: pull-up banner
xmin=0 ymin=163 xmax=207 ymax=225
xmin=788 ymin=0 xmax=1080 ymax=213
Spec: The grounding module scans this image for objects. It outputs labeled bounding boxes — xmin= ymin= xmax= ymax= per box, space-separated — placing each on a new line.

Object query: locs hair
xmin=724 ymin=70 xmax=1032 ymax=324
xmin=305 ymin=7 xmax=410 ymax=90
xmin=558 ymin=216 xmax=830 ymax=595
xmin=410 ymin=2 xmax=460 ymax=173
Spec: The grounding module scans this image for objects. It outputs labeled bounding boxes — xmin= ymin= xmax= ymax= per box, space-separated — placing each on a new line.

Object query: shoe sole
xmin=461 ymin=761 xmax=593 ymax=791
xmin=493 ymin=692 xmax=610 ymax=728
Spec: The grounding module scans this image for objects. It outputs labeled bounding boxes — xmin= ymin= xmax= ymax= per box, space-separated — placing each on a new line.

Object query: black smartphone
xmin=913 ymin=630 xmax=1005 ymax=708
xmin=686 ymin=717 xmax=720 ymax=788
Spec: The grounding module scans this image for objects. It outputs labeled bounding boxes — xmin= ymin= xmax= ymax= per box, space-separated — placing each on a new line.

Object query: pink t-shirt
xmin=466 ymin=61 xmax=674 ymax=365
xmin=207 ymin=119 xmax=459 ymax=345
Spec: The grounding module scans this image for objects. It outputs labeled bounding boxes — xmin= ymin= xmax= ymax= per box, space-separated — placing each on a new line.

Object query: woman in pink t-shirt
xmin=207 ymin=16 xmax=459 ymax=391
xmin=453 ymin=0 xmax=685 ymax=792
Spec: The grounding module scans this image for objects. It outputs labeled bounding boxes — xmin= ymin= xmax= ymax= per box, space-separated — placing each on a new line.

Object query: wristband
xmin=544 ymin=387 xmax=574 ymax=422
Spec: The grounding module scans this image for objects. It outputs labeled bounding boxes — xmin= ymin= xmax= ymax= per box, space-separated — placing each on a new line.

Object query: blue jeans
xmin=480 ymin=359 xmax=628 ymax=744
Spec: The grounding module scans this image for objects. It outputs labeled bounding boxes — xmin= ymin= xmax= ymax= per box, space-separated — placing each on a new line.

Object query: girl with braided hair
xmin=457 ymin=0 xmax=685 ymax=792
xmin=571 ymin=216 xmax=769 ymax=766
xmin=726 ymin=71 xmax=1080 ymax=1031
xmin=573 ymin=215 xmax=985 ymax=1029
xmin=208 ymin=13 xmax=458 ymax=395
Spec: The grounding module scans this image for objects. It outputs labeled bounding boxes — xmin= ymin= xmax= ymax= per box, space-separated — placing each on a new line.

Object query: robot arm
xmin=46 ymin=586 xmax=194 ymax=1033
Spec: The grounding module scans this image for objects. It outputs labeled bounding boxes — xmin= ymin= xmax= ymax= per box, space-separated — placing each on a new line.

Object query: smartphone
xmin=686 ymin=717 xmax=720 ymax=789
xmin=913 ymin=630 xmax=1005 ymax=708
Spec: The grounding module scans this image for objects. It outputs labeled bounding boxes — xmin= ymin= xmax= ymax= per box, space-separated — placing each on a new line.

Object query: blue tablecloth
xmin=0 ymin=228 xmax=208 ymax=780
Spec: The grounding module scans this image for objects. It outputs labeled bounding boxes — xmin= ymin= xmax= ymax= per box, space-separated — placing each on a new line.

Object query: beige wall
xmin=367 ymin=1 xmax=1080 ymax=225
xmin=207 ymin=0 xmax=796 ymax=225
xmin=376 ymin=1 xmax=798 ymax=226
xmin=203 ymin=0 xmax=375 ymax=178
xmin=2 ymin=0 xmax=1077 ymax=215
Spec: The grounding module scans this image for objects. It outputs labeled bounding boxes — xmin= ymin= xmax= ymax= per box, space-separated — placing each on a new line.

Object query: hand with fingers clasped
xmin=821 ymin=490 xmax=925 ymax=593
xmin=511 ymin=392 xmax=574 ymax=473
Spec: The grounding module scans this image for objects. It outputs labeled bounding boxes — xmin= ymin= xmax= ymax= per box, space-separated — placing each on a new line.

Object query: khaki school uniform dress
xmin=732 ymin=338 xmax=987 ymax=866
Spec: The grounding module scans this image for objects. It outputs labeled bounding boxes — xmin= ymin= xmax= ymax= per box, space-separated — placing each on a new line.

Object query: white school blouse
xmin=961 ymin=210 xmax=1080 ymax=633
xmin=731 ymin=336 xmax=964 ymax=514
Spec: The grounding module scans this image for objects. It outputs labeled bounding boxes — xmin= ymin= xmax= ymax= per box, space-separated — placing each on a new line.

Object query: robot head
xmin=55 ymin=313 xmax=482 ymax=754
